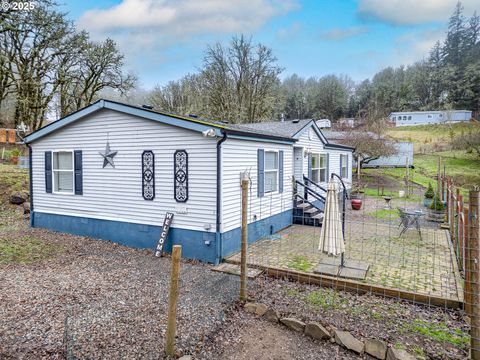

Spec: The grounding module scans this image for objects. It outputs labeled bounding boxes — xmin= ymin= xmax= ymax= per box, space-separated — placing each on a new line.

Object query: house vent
xmin=292 ymin=119 xmax=300 ymax=123
xmin=189 ymin=114 xmax=198 ymax=118
xmin=142 ymin=105 xmax=153 ymax=109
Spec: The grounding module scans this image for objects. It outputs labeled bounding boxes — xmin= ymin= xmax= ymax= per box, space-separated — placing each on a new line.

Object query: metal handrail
xmin=303 ymin=175 xmax=327 ymax=193
xmin=295 ymin=180 xmax=326 ymax=203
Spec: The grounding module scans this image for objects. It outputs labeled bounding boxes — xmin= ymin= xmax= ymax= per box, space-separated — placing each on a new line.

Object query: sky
xmin=60 ymin=0 xmax=480 ymax=89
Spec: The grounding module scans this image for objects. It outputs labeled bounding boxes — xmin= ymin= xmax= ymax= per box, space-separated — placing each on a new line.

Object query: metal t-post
xmin=331 ymin=173 xmax=348 ymax=267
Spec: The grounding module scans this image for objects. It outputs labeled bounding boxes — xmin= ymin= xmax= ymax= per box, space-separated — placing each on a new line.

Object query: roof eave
xmin=224 ymin=129 xmax=296 ymax=144
xmin=23 ymin=100 xmax=226 ymax=143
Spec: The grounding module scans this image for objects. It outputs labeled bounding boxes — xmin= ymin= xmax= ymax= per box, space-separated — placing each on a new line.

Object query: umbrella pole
xmin=341 ymin=188 xmax=346 ymax=267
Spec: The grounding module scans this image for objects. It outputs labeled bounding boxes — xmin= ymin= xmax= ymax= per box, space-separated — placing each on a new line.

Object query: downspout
xmin=215 ymin=131 xmax=227 ymax=264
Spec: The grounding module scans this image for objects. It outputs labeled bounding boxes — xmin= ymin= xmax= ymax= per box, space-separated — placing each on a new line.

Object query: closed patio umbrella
xmin=318 ymin=180 xmax=345 ymax=257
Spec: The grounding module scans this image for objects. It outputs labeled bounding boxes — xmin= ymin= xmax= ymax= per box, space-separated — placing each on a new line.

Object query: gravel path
xmin=0 ymin=226 xmax=238 ymax=359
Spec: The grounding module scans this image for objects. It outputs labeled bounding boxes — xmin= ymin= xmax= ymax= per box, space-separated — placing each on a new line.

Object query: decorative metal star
xmin=99 ymin=141 xmax=118 ymax=168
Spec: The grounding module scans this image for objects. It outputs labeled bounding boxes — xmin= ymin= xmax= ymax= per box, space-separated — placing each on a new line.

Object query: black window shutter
xmin=279 ymin=150 xmax=284 ymax=193
xmin=326 ymin=153 xmax=330 ymax=182
xmin=345 ymin=155 xmax=349 ymax=179
xmin=340 ymin=154 xmax=343 ymax=178
xmin=45 ymin=151 xmax=52 ymax=193
xmin=307 ymin=153 xmax=312 ymax=179
xmin=257 ymin=149 xmax=264 ymax=197
xmin=74 ymin=150 xmax=83 ymax=195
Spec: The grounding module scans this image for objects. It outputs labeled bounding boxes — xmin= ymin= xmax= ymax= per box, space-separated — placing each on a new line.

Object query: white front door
xmin=293 ymin=147 xmax=303 ymax=182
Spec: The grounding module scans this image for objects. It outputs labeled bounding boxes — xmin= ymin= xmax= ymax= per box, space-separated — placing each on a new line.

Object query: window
xmin=392 ymin=116 xmax=396 ymax=121
xmin=311 ymin=153 xmax=327 ymax=183
xmin=403 ymin=116 xmax=407 ymax=120
xmin=52 ymin=151 xmax=74 ymax=194
xmin=427 ymin=114 xmax=432 ymax=119
xmin=340 ymin=154 xmax=348 ymax=179
xmin=408 ymin=116 xmax=412 ymax=120
xmin=264 ymin=151 xmax=278 ymax=193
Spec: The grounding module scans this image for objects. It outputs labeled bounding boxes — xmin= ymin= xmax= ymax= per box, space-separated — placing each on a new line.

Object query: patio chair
xmin=397 ymin=207 xmax=423 ymax=241
xmin=397 ymin=208 xmax=410 ymax=235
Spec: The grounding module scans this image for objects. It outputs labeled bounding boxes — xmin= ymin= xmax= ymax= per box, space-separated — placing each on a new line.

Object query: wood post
xmin=465 ymin=207 xmax=471 ymax=316
xmin=240 ymin=177 xmax=249 ymax=301
xmin=165 ymin=245 xmax=182 ymax=357
xmin=437 ymin=156 xmax=441 ymax=199
xmin=458 ymin=193 xmax=464 ymax=270
xmin=468 ymin=190 xmax=480 ymax=359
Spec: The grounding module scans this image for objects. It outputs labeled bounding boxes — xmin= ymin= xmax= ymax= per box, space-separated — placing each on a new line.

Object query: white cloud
xmin=76 ymin=0 xmax=299 ymax=87
xmin=388 ymin=27 xmax=446 ymax=67
xmin=78 ymin=0 xmax=298 ymax=37
xmin=277 ymin=21 xmax=301 ymax=40
xmin=320 ymin=26 xmax=369 ymax=40
xmin=358 ymin=0 xmax=480 ymax=25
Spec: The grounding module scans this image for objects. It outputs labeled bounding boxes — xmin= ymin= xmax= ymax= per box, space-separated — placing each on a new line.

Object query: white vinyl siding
xmin=264 ymin=151 xmax=278 ymax=193
xmin=53 ymin=151 xmax=74 ymax=194
xmin=31 ymin=109 xmax=217 ymax=232
xmin=221 ymin=138 xmax=292 ymax=233
xmin=295 ymin=126 xmax=352 ymax=190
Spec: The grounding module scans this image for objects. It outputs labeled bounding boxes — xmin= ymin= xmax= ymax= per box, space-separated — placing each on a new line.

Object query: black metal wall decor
xmin=174 ymin=150 xmax=188 ymax=202
xmin=142 ymin=150 xmax=155 ymax=200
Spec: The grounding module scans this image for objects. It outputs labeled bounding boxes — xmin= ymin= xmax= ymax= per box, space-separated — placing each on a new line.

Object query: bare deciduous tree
xmin=202 ymin=35 xmax=283 ymax=123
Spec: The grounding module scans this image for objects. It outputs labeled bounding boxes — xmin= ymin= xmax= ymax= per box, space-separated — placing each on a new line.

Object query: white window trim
xmin=52 ymin=150 xmax=75 ymax=195
xmin=340 ymin=154 xmax=348 ymax=179
xmin=311 ymin=153 xmax=327 ymax=184
xmin=264 ymin=149 xmax=279 ymax=194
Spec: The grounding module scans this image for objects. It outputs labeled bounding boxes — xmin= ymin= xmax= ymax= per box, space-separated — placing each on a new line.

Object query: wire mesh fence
xmin=226 ymin=175 xmax=480 ymax=359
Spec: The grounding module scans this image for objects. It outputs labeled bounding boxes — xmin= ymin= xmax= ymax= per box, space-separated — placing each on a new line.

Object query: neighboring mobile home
xmin=324 ymin=131 xmax=414 ymax=168
xmin=24 ymin=100 xmax=353 ymax=264
xmin=389 ymin=110 xmax=472 ymax=126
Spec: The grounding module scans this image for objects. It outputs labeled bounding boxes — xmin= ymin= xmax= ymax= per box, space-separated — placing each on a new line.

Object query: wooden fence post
xmin=458 ymin=193 xmax=464 ymax=270
xmin=465 ymin=207 xmax=471 ymax=316
xmin=468 ymin=190 xmax=480 ymax=359
xmin=240 ymin=176 xmax=249 ymax=301
xmin=437 ymin=156 xmax=441 ymax=200
xmin=165 ymin=245 xmax=182 ymax=357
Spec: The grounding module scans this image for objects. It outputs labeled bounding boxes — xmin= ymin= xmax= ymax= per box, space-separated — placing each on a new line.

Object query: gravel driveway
xmin=0 ymin=226 xmax=238 ymax=359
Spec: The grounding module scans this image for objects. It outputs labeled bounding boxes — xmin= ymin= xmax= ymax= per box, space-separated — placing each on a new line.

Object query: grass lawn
xmin=379 ymin=123 xmax=480 ymax=196
xmin=0 ymin=164 xmax=29 ymax=197
xmin=387 ymin=122 xmax=478 ymax=148
xmin=366 ymin=208 xmax=399 ymax=220
xmin=0 ymin=235 xmax=62 ymax=264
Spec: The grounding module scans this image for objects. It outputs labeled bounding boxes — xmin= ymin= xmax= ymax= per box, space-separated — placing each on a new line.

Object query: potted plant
xmin=350 ymin=184 xmax=363 ymax=210
xmin=427 ymin=193 xmax=445 ymax=222
xmin=10 ymin=148 xmax=21 ymax=165
xmin=423 ymin=183 xmax=435 ymax=207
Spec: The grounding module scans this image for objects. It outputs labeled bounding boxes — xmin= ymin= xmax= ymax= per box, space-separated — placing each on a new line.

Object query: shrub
xmin=429 ymin=193 xmax=445 ymax=211
xmin=424 ymin=183 xmax=435 ymax=199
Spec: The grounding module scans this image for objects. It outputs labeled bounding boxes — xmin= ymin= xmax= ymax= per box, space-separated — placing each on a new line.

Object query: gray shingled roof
xmin=232 ymin=119 xmax=313 ymax=138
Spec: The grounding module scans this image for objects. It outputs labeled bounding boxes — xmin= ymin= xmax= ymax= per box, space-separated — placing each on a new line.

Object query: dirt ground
xmin=0 ymin=200 xmax=470 ymax=359
xmin=196 ymin=304 xmax=357 ymax=360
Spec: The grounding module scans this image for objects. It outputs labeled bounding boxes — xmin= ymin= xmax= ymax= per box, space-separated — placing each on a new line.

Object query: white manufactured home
xmin=23 ymin=100 xmax=353 ymax=263
xmin=389 ymin=110 xmax=472 ymax=127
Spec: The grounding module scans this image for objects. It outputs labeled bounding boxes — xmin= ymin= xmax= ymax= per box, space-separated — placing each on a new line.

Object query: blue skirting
xmin=32 ymin=209 xmax=293 ymax=264
xmin=220 ymin=209 xmax=293 ymax=258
